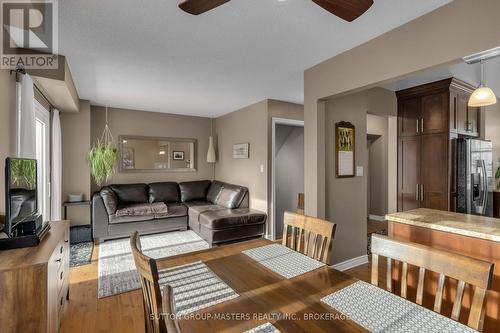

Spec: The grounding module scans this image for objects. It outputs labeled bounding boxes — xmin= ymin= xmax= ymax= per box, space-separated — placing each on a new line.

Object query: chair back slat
xmin=282 ymin=211 xmax=336 ymax=264
xmin=451 ymin=280 xmax=466 ymax=321
xmin=371 ymin=234 xmax=493 ymax=331
xmin=415 ymin=267 xmax=426 ymax=305
xmin=433 ymin=273 xmax=446 ymax=312
xmin=130 ymin=232 xmax=179 ymax=333
xmin=401 ymin=262 xmax=408 ymax=298
xmin=386 ymin=259 xmax=393 ymax=292
xmin=371 ymin=254 xmax=379 ymax=286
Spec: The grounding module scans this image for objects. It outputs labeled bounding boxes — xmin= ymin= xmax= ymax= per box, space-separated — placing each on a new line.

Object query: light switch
xmin=356 ymin=166 xmax=364 ymax=177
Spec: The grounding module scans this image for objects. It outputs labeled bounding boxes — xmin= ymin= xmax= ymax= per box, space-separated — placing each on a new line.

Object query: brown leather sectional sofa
xmin=92 ymin=180 xmax=266 ymax=246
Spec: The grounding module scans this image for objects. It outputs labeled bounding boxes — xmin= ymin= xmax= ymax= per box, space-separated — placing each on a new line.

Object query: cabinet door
xmin=456 ymin=93 xmax=468 ymax=134
xmin=398 ymin=136 xmax=421 ymax=211
xmin=421 ymin=133 xmax=449 ymax=210
xmin=421 ymin=92 xmax=448 ymax=134
xmin=467 ymin=105 xmax=480 ymax=136
xmin=449 ymin=92 xmax=458 ymax=133
xmin=398 ymin=97 xmax=420 ymax=137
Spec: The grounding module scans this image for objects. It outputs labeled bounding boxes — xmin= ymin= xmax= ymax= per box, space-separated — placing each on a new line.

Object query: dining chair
xmin=282 ymin=211 xmax=336 ymax=264
xmin=130 ymin=231 xmax=180 ymax=333
xmin=371 ymin=234 xmax=494 ymax=331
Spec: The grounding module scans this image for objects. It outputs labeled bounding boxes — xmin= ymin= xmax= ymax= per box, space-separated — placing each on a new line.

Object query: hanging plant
xmin=88 ymin=107 xmax=119 ymax=186
xmin=495 ymin=166 xmax=500 ymax=190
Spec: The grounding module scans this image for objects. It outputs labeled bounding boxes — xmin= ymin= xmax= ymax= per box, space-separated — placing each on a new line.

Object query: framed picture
xmin=233 ymin=143 xmax=250 ymax=159
xmin=335 ymin=121 xmax=355 ymax=178
xmin=121 ymin=147 xmax=135 ymax=169
xmin=173 ymin=151 xmax=185 ymax=161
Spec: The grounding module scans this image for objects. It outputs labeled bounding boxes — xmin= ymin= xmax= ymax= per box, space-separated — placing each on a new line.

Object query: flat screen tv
xmin=4 ymin=158 xmax=38 ymax=237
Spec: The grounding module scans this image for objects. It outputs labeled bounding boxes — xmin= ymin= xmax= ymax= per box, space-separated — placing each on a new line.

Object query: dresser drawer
xmin=57 ymin=263 xmax=67 ymax=294
xmin=56 ymin=281 xmax=69 ymax=330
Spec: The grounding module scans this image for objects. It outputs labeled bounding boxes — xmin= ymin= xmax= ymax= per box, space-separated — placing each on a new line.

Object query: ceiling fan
xmin=178 ymin=0 xmax=374 ymax=22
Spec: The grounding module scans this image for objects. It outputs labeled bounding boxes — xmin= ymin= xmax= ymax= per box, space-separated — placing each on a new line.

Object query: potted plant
xmin=88 ymin=108 xmax=119 ymax=185
xmin=88 ymin=139 xmax=118 ymax=185
xmin=496 ymin=165 xmax=500 ymax=190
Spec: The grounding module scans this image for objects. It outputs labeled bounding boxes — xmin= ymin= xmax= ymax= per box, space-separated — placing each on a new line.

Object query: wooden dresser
xmin=0 ymin=220 xmax=70 ymax=333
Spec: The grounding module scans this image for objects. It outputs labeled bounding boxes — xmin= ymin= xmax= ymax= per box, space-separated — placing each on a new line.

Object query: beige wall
xmin=325 ymin=88 xmax=396 ymax=264
xmin=0 ymin=70 xmax=17 ymax=221
xmin=61 ymin=100 xmax=91 ymax=226
xmin=215 ymin=100 xmax=269 ymax=212
xmin=304 ymin=0 xmax=500 ymax=220
xmin=215 ymin=99 xmax=304 ymax=235
xmin=90 ymin=106 xmax=212 ymax=191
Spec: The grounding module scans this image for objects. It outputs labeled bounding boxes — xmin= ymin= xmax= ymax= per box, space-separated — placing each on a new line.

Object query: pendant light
xmin=468 ymin=59 xmax=497 ymax=107
xmin=207 ymin=118 xmax=216 ymax=163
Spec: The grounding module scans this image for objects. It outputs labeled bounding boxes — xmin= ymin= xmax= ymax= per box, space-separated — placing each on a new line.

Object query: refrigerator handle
xmin=480 ymin=160 xmax=488 ymax=215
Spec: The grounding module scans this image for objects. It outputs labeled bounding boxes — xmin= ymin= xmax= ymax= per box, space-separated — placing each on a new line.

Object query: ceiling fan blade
xmin=178 ymin=0 xmax=230 ymax=15
xmin=312 ymin=0 xmax=374 ymax=22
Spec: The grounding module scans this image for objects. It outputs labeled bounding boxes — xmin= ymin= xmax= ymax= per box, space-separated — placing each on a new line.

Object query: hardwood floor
xmin=60 ymin=244 xmax=144 ymax=333
xmin=61 ymin=243 xmax=378 ymax=333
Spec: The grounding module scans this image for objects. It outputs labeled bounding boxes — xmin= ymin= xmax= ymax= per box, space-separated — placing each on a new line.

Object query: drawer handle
xmin=60 ymin=297 xmax=63 ymax=306
xmin=60 ymin=271 xmax=64 ymax=280
xmin=55 ymin=258 xmax=62 ymax=263
xmin=60 ymin=246 xmax=64 ymax=254
xmin=64 ymin=240 xmax=69 ymax=243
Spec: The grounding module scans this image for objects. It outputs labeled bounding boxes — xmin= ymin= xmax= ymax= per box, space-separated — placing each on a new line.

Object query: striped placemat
xmin=242 ymin=244 xmax=325 ymax=279
xmin=158 ymin=261 xmax=239 ymax=315
xmin=321 ymin=281 xmax=477 ymax=333
xmin=245 ymin=322 xmax=281 ymax=333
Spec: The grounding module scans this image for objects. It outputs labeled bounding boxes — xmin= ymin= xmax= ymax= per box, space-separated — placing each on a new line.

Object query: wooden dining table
xmin=156 ymin=238 xmax=368 ymax=333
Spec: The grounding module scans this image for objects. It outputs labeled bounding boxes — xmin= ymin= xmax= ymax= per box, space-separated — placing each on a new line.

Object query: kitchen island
xmin=386 ymin=208 xmax=500 ymax=333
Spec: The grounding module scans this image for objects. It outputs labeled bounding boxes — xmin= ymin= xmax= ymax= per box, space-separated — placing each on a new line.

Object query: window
xmin=35 ymin=100 xmax=51 ymax=221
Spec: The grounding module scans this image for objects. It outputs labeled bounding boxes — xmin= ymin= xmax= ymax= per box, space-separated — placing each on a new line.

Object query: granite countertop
xmin=385 ymin=208 xmax=500 ymax=243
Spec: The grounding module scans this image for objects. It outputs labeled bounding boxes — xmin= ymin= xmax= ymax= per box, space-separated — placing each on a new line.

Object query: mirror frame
xmin=118 ymin=135 xmax=198 ymax=173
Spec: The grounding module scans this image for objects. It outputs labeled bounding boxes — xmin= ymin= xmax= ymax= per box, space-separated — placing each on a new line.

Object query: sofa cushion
xmin=115 ymin=202 xmax=168 ymax=217
xmin=100 ymin=187 xmax=118 ymax=215
xmin=215 ymin=184 xmax=247 ymax=209
xmin=109 ymin=184 xmax=148 ymax=204
xmin=148 ymin=182 xmax=180 ymax=203
xmin=198 ymin=208 xmax=266 ymax=230
xmin=108 ymin=214 xmax=155 ymax=224
xmin=179 ymin=180 xmax=211 ymax=202
xmin=183 ymin=200 xmax=212 ymax=207
xmin=164 ymin=203 xmax=188 ymax=218
xmin=188 ymin=205 xmax=224 ymax=221
xmin=206 ymin=181 xmax=224 ymax=204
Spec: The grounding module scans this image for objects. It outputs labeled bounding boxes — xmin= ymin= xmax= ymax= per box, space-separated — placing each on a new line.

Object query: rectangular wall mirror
xmin=119 ymin=135 xmax=197 ymax=172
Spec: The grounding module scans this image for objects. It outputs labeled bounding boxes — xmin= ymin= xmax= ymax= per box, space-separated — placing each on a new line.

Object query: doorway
xmin=271 ymin=118 xmax=304 ymax=240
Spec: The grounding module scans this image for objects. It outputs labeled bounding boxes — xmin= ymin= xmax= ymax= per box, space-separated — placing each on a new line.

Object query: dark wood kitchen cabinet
xmin=450 ymin=83 xmax=480 ymax=137
xmin=397 ymin=78 xmax=478 ymax=212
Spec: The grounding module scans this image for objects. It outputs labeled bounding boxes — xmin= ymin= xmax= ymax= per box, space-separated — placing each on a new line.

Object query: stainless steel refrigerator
xmin=455 ymin=138 xmax=494 ymax=216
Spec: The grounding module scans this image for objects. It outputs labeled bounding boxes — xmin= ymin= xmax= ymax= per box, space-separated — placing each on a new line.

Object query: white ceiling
xmin=59 ymin=0 xmax=451 ymax=117
xmin=381 ymin=56 xmax=500 ymax=95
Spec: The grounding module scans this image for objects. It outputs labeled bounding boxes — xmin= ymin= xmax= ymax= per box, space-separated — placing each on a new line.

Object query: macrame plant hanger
xmin=100 ymin=106 xmax=115 ymax=146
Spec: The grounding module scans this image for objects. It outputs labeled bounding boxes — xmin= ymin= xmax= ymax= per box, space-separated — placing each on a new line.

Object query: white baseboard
xmin=332 ymin=254 xmax=369 ymax=271
xmin=368 ymin=214 xmax=386 ymax=222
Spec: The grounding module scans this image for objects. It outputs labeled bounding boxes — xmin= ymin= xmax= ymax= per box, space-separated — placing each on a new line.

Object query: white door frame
xmin=271 ymin=117 xmax=304 ymax=240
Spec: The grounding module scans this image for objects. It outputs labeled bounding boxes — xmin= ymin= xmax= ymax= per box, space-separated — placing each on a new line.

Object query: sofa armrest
xmin=92 ymin=192 xmax=109 ymax=241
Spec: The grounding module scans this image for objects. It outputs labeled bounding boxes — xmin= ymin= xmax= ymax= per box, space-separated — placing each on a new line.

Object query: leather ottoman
xmin=197 ymin=208 xmax=266 ymax=246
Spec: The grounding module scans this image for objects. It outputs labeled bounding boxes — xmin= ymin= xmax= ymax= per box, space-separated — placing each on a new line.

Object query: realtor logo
xmin=1 ymin=0 xmax=58 ymax=69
